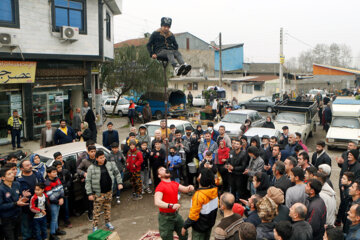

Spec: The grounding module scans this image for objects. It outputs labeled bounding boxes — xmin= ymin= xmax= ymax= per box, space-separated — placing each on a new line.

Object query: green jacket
xmin=85 ymin=160 xmax=122 ymax=196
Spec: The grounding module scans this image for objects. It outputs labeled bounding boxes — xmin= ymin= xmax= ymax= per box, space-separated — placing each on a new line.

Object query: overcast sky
xmin=114 ymin=0 xmax=360 ymax=66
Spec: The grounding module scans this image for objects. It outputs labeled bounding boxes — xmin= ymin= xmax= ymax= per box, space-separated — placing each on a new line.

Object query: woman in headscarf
xmin=30 ymin=153 xmax=46 ymax=178
xmin=77 ymin=121 xmax=92 ymax=142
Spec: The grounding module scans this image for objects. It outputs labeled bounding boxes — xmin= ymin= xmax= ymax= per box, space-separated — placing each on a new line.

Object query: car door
xmin=118 ymin=99 xmax=129 ymax=114
xmin=248 ymin=97 xmax=260 ymax=110
xmin=259 ymin=97 xmax=270 ymax=111
xmin=104 ymin=100 xmax=112 ymax=113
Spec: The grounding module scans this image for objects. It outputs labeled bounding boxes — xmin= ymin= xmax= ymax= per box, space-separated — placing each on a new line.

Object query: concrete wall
xmin=178 ymin=49 xmax=215 ymax=77
xmin=175 ymin=33 xmax=209 ymax=50
xmin=0 ymin=0 xmax=117 ymax=59
xmin=103 ymin=4 xmax=114 ymax=59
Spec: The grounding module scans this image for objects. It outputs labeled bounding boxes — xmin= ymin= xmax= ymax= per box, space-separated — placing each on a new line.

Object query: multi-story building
xmin=0 ymin=0 xmax=122 ymax=142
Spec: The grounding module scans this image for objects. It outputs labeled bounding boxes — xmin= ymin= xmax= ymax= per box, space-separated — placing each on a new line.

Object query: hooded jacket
xmin=126 ymin=148 xmax=144 ymax=172
xmin=108 ymin=150 xmax=126 ymax=173
xmin=30 ymin=154 xmax=46 ymax=178
xmin=85 ymin=160 xmax=122 ymax=196
xmin=183 ymin=186 xmax=218 ymax=232
xmin=319 ymin=182 xmax=336 ymax=226
xmin=146 ymin=29 xmax=178 ymax=56
xmin=136 ymin=126 xmax=151 ymax=146
xmin=77 ymin=154 xmax=95 ymax=178
xmin=216 ymin=140 xmax=230 ymax=165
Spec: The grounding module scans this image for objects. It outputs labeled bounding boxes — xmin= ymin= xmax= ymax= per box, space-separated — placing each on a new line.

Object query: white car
xmin=244 ymin=127 xmax=281 ymax=143
xmin=214 ymin=110 xmax=265 ymax=137
xmin=103 ymin=98 xmax=130 ymax=116
xmin=192 ymin=95 xmax=206 ymax=107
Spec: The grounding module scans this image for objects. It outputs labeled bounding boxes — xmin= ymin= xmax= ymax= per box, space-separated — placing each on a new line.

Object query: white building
xmin=0 ymin=0 xmax=122 ymax=141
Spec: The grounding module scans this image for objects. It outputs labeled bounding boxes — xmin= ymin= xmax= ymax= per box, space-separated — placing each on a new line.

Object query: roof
xmin=33 ymin=142 xmax=109 ymax=158
xmin=313 ymin=63 xmax=360 ymax=75
xmin=170 ymin=75 xmax=278 ymax=83
xmin=114 ymin=38 xmax=148 ymax=48
xmin=216 ymin=44 xmax=244 ymax=51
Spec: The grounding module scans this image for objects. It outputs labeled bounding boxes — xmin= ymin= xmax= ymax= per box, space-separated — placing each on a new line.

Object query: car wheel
xmin=241 ymin=105 xmax=246 ymax=109
xmin=266 ymin=107 xmax=272 ymax=113
xmin=118 ymin=110 xmax=123 ymax=117
xmin=155 ymin=111 xmax=163 ymax=120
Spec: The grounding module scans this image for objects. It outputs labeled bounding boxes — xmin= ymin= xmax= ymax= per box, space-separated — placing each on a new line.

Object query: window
xmin=53 ymin=0 xmax=87 ymax=34
xmin=193 ymin=83 xmax=198 ymax=90
xmin=0 ymin=0 xmax=19 ymax=28
xmin=254 ymin=84 xmax=262 ymax=91
xmin=106 ymin=12 xmax=111 ymax=40
xmin=231 ymin=82 xmax=238 ymax=92
xmin=242 ymin=84 xmax=253 ymax=94
xmin=187 ymin=83 xmax=192 ymax=90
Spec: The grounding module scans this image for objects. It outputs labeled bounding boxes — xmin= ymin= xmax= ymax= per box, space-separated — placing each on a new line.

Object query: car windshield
xmin=331 ymin=117 xmax=360 ymax=129
xmin=118 ymin=99 xmax=129 ymax=105
xmin=221 ymin=113 xmax=247 ymax=123
xmin=145 ymin=125 xmax=160 ymax=137
xmin=275 ymin=112 xmax=305 ymax=124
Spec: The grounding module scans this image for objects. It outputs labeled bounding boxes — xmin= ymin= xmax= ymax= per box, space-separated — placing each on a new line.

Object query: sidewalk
xmin=0 ymin=116 xmax=132 ymax=155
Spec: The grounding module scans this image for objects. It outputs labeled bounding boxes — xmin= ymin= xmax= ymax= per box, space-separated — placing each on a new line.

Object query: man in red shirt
xmin=154 ymin=166 xmax=194 ymax=240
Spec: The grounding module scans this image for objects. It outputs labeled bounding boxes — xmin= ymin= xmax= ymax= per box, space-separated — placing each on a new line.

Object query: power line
xmin=285 ymin=32 xmax=314 ymax=49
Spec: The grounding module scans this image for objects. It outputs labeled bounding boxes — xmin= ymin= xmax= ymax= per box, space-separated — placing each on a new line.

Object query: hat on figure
xmin=161 ymin=17 xmax=172 ymax=27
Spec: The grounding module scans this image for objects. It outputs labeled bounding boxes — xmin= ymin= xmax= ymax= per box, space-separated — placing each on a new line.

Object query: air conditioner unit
xmin=60 ymin=26 xmax=79 ymax=41
xmin=0 ymin=33 xmax=12 ymax=45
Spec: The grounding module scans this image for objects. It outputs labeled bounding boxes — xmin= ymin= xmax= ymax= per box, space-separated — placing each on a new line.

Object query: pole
xmin=279 ymin=28 xmax=284 ymax=97
xmin=219 ymin=32 xmax=222 ymax=87
xmin=162 ymin=61 xmax=169 ymax=165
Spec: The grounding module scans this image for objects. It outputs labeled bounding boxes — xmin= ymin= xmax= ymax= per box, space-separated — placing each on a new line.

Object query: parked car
xmin=214 ymin=110 xmax=265 ymax=137
xmin=273 ymin=101 xmax=317 ymax=143
xmin=326 ymin=98 xmax=360 ymax=149
xmin=238 ymin=96 xmax=275 ymax=113
xmin=28 ymin=142 xmax=111 ymax=203
xmin=0 ymin=150 xmax=27 ymax=167
xmin=192 ymin=95 xmax=206 ymax=107
xmin=103 ymin=98 xmax=130 ymax=116
xmin=121 ymin=119 xmax=194 ymax=149
xmin=244 ymin=127 xmax=281 ymax=143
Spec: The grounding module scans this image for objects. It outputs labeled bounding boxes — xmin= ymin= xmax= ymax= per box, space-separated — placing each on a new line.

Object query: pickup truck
xmin=326 ymin=98 xmax=360 ymax=149
xmin=136 ymin=89 xmax=187 ymax=120
xmin=273 ymin=100 xmax=317 ymax=143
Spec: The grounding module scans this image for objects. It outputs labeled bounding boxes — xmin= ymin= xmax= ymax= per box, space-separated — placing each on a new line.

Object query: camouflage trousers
xmin=93 ymin=191 xmax=112 ymax=227
xmin=130 ymin=171 xmax=142 ymax=195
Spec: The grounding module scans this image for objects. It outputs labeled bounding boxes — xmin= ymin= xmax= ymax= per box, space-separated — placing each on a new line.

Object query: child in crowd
xmin=30 ymin=183 xmax=49 ymax=240
xmin=30 ymin=154 xmax=46 ymax=178
xmin=108 ymin=142 xmax=126 ymax=204
xmin=126 ymin=140 xmax=144 ymax=201
xmin=44 ymin=166 xmax=65 ymax=240
xmin=339 ymin=171 xmax=355 ymax=225
xmin=140 ymin=141 xmax=152 ymax=194
xmin=200 ymin=151 xmax=218 ymax=174
xmin=53 ymin=160 xmax=72 ymax=228
xmin=166 ymin=146 xmax=182 ymax=183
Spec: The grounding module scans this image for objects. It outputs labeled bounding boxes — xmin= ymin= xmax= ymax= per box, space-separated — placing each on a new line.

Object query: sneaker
xmin=182 ymin=64 xmax=192 ymax=75
xmin=132 ymin=194 xmax=143 ymax=201
xmin=88 ymin=213 xmax=93 ymax=222
xmin=142 ymin=189 xmax=145 ymax=194
xmin=148 ymin=179 xmax=152 ymax=185
xmin=17 ymin=146 xmax=23 ymax=148
xmin=64 ymin=220 xmax=72 ymax=228
xmin=174 ymin=64 xmax=186 ymax=76
xmin=145 ymin=188 xmax=152 ymax=194
xmin=105 ymin=222 xmax=115 ymax=231
xmin=50 ymin=234 xmax=60 ymax=240
xmin=116 ymin=197 xmax=121 ymax=205
xmin=55 ymin=229 xmax=66 ymax=235
xmin=92 ymin=226 xmax=98 ymax=232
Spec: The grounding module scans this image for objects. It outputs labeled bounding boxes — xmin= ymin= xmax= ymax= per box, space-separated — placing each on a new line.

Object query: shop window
xmin=242 ymin=84 xmax=253 ymax=94
xmin=106 ymin=12 xmax=111 ymax=40
xmin=193 ymin=83 xmax=198 ymax=90
xmin=52 ymin=0 xmax=87 ymax=34
xmin=0 ymin=0 xmax=19 ymax=28
xmin=254 ymin=84 xmax=262 ymax=91
xmin=231 ymin=82 xmax=238 ymax=92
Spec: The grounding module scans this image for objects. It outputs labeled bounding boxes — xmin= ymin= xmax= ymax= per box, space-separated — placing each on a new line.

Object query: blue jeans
xmin=50 ymin=204 xmax=60 ymax=234
xmin=113 ymin=172 xmax=124 ymax=197
xmin=11 ymin=129 xmax=21 ymax=148
xmin=33 ymin=216 xmax=47 ymax=240
xmin=21 ymin=211 xmax=34 ymax=240
xmin=60 ymin=196 xmax=70 ymax=222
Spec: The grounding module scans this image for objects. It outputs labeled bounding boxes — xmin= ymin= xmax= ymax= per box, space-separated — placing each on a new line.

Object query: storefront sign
xmin=55 ymin=96 xmax=64 ymax=102
xmin=0 ymin=61 xmax=37 ymax=84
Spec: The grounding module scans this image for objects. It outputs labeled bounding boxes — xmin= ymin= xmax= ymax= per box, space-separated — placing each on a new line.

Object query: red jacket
xmin=217 ymin=141 xmax=230 ymax=164
xmin=30 ymin=193 xmax=50 ymax=214
xmin=126 ymin=148 xmax=143 ymax=172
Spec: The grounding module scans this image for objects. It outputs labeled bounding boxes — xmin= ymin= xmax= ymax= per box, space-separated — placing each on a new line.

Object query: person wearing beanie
xmin=146 ymin=17 xmax=192 ymax=76
xmin=318 ymin=164 xmax=334 ymax=189
xmin=256 ymin=196 xmax=278 ymax=239
xmin=123 ymin=132 xmax=139 ymax=156
xmin=266 ymin=187 xmax=291 ymax=223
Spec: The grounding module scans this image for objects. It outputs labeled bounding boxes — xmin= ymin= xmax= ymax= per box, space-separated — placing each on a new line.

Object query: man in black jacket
xmin=272 ymin=161 xmax=292 ymax=196
xmin=311 ymin=141 xmax=331 ymax=168
xmin=289 ymin=203 xmax=313 ymax=240
xmin=305 ymin=179 xmax=327 ymax=240
xmin=146 ymin=17 xmax=191 ymax=76
xmin=227 ymin=138 xmax=249 ymax=201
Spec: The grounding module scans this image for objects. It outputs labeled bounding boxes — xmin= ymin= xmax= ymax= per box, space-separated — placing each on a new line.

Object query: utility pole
xmin=219 ymin=32 xmax=222 ymax=87
xmin=279 ymin=28 xmax=284 ymax=97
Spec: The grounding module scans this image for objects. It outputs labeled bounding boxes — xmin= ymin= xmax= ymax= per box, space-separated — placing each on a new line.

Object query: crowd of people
xmin=2 ymin=95 xmax=360 ymax=240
